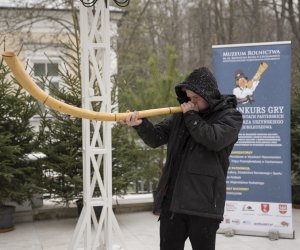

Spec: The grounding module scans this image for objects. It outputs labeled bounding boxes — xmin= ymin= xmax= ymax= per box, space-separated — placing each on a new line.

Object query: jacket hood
xmin=175 ymin=67 xmax=221 ymax=108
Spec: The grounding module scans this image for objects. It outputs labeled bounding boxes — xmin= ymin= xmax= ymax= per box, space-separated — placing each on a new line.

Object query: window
xmin=33 ymin=62 xmax=60 ymax=95
xmin=34 ymin=62 xmax=59 ymax=77
xmin=31 ymin=61 xmax=61 ymax=113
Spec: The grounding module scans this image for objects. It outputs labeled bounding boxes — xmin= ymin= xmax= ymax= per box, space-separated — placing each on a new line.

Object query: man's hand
xmin=124 ymin=111 xmax=142 ymax=126
xmin=181 ymin=101 xmax=199 ymax=113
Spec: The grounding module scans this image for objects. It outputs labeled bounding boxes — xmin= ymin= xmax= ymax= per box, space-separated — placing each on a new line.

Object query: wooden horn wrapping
xmin=1 ymin=51 xmax=182 ymax=121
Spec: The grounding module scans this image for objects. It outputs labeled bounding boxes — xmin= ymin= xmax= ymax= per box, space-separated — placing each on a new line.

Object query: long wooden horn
xmin=1 ymin=51 xmax=182 ymax=121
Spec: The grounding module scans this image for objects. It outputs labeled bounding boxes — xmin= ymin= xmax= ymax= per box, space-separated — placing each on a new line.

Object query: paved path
xmin=0 ymin=209 xmax=299 ymax=250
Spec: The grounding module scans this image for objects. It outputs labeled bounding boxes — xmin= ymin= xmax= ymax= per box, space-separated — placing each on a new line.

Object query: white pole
xmin=69 ymin=1 xmax=127 ymax=249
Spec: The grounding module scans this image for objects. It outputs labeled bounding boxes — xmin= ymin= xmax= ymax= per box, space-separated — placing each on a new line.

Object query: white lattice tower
xmin=68 ymin=1 xmax=126 ymax=249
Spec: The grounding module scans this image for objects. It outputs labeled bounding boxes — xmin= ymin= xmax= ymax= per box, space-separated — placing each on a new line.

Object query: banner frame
xmin=212 ymin=41 xmax=294 ymax=239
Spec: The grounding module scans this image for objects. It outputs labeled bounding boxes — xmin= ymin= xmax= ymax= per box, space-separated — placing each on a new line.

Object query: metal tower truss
xmin=69 ymin=1 xmax=126 ymax=249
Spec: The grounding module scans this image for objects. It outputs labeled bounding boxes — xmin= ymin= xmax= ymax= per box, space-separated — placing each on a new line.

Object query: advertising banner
xmin=212 ymin=41 xmax=293 ymax=238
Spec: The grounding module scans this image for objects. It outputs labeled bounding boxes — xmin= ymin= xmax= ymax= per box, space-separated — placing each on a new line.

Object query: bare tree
xmin=271 ymin=0 xmax=289 ymax=40
xmin=288 ymin=0 xmax=300 ymax=41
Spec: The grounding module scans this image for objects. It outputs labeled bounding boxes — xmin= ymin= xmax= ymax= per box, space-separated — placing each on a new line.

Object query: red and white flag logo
xmin=261 ymin=203 xmax=270 ymax=213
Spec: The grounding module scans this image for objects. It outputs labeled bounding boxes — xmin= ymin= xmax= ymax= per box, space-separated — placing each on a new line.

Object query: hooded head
xmin=175 ymin=67 xmax=221 ymax=108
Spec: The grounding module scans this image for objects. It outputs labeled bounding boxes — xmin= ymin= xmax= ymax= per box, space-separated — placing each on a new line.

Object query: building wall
xmin=0 ymin=6 xmax=122 ymax=131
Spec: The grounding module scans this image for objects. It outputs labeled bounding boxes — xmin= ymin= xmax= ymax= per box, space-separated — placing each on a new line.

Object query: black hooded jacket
xmin=133 ymin=68 xmax=243 ymax=220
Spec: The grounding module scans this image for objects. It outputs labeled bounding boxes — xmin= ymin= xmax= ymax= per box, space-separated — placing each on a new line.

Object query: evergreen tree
xmin=0 ymin=57 xmax=39 ymax=206
xmin=112 ymin=123 xmax=159 ymax=194
xmin=114 ymin=46 xmax=185 ymax=191
xmin=33 ymin=1 xmax=83 ymax=207
xmin=121 ymin=46 xmax=181 ymax=113
xmin=36 ymin=52 xmax=83 ymax=207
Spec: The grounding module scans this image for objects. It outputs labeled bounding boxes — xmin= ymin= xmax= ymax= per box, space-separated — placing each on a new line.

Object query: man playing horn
xmin=125 ymin=67 xmax=243 ymax=250
xmin=233 ymin=62 xmax=268 ymax=105
xmin=233 ymin=69 xmax=258 ymax=104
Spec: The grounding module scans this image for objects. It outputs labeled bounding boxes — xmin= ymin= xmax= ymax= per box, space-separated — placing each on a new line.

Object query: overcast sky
xmin=0 ymin=0 xmax=13 ymax=6
xmin=0 ymin=0 xmax=66 ymax=7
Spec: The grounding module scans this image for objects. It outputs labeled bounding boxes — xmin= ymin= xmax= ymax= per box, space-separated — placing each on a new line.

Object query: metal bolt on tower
xmin=69 ymin=1 xmax=128 ymax=249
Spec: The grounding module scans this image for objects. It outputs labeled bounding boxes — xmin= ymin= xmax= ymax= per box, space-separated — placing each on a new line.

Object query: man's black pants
xmin=159 ymin=208 xmax=220 ymax=250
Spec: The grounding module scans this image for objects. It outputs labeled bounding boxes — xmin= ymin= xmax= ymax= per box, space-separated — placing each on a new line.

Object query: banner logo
xmin=279 ymin=204 xmax=288 ymax=214
xmin=261 ymin=203 xmax=270 ymax=213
